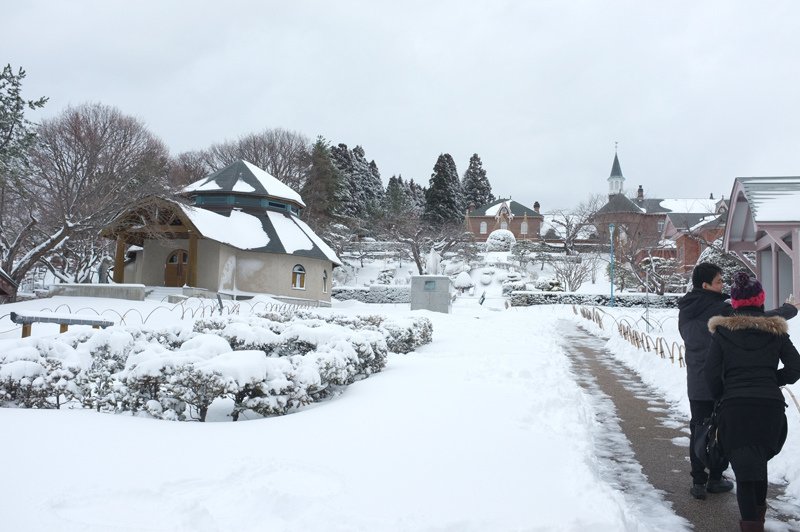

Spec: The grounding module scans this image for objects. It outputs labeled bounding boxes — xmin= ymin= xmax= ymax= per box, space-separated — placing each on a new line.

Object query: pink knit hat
xmin=730 ymin=271 xmax=766 ymax=309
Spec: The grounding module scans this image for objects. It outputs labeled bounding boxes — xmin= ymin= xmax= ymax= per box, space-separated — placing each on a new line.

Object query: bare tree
xmin=546 ymin=193 xmax=604 ymax=254
xmin=546 ymin=254 xmax=595 ymax=292
xmin=0 ymin=103 xmax=170 ymax=294
xmin=200 ymin=128 xmax=311 ymax=190
xmin=168 ymin=150 xmax=207 ymax=188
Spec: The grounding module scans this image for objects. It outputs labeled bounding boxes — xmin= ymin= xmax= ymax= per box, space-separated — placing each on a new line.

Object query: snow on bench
xmin=9 ymin=311 xmax=114 ymax=338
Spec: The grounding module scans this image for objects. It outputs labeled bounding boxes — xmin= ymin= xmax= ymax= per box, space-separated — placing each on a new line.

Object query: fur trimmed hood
xmin=708 ymin=314 xmax=788 ymax=336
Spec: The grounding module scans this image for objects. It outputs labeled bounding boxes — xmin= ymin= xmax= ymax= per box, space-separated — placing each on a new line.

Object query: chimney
xmin=533 ymin=201 xmax=540 ymax=213
xmin=637 ymin=185 xmax=644 ymax=201
xmin=709 ymin=192 xmax=714 ymax=200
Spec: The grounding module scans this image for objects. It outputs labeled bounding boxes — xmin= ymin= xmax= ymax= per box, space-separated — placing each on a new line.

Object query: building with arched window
xmin=102 ymin=160 xmax=341 ymax=305
xmin=465 ymin=199 xmax=544 ymax=241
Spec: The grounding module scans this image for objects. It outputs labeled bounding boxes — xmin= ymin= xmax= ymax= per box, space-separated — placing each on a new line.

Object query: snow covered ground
xmin=0 ymin=295 xmax=689 ymax=531
xmin=2 ymin=285 xmax=799 ymax=530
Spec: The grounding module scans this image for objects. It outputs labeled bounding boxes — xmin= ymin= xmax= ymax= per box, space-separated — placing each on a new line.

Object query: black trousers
xmin=689 ymin=399 xmax=728 ymax=484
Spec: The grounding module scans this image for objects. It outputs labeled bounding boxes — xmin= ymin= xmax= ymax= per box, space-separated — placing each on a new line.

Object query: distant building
xmin=592 ymin=151 xmax=719 ymax=264
xmin=465 ymin=199 xmax=544 ymax=242
xmin=102 ymin=160 xmax=341 ymax=304
xmin=724 ymin=176 xmax=800 ymax=308
xmin=660 ymin=206 xmax=727 ymax=272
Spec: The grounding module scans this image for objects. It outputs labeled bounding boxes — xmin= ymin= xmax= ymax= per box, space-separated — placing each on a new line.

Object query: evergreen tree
xmin=462 ymin=153 xmax=495 ymax=209
xmin=384 ymin=175 xmax=408 ymax=217
xmin=423 ymin=153 xmax=463 ymax=226
xmin=405 ymin=178 xmax=426 ymax=217
xmin=330 ymin=143 xmax=385 ymax=220
xmin=300 ymin=137 xmax=344 ymax=228
xmin=0 ymin=65 xmax=48 ymax=182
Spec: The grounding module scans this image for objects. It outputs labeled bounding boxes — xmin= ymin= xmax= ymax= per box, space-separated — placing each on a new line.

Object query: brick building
xmin=465 ymin=199 xmax=544 ymax=242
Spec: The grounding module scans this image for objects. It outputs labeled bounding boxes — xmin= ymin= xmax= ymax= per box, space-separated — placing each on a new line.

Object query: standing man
xmin=678 ymin=262 xmax=798 ymax=500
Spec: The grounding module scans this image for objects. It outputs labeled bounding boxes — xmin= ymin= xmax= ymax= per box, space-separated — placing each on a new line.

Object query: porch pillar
xmin=793 ymin=228 xmax=800 ymax=301
xmin=772 ymin=243 xmax=780 ymax=310
xmin=188 ymin=231 xmax=198 ymax=287
xmin=113 ymin=238 xmax=126 ymax=283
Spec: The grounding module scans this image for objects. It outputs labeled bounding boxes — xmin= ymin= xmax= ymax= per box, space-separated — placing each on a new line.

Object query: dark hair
xmin=692 ymin=262 xmax=723 ymax=289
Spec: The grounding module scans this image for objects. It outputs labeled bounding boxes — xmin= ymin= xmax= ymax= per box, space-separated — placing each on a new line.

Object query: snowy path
xmin=561 ymin=321 xmax=796 ymax=532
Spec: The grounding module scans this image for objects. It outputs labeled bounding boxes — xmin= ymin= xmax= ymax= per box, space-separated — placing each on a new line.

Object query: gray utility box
xmin=410 ymin=275 xmax=452 ymax=313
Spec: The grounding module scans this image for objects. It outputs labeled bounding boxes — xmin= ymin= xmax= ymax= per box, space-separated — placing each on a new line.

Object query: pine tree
xmin=462 ymin=153 xmax=495 ymax=209
xmin=300 ymin=137 xmax=345 ymax=228
xmin=330 ymin=143 xmax=385 ymax=220
xmin=423 ymin=153 xmax=463 ymax=226
xmin=384 ymin=175 xmax=408 ymax=217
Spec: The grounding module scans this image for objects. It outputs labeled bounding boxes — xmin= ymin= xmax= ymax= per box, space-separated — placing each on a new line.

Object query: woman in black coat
xmin=705 ymin=271 xmax=800 ymax=532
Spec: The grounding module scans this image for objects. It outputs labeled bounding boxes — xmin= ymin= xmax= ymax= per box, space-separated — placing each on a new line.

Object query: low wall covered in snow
xmin=332 ymin=285 xmax=410 ymax=304
xmin=510 ymin=291 xmax=681 ymax=308
xmin=49 ymin=283 xmax=146 ymax=301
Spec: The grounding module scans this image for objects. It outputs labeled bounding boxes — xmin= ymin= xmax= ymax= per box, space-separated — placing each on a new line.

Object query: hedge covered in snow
xmin=0 ymin=310 xmax=432 ymax=422
xmin=332 ymin=285 xmax=410 ymax=303
xmin=510 ymin=291 xmax=681 ymax=308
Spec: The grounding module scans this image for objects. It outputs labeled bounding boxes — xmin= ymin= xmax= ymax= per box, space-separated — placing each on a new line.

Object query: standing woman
xmin=705 ymin=272 xmax=800 ymax=531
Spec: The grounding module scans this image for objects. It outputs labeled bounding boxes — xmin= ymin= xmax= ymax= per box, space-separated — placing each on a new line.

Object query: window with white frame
xmin=500 ymin=221 xmax=508 ymax=230
xmin=292 ymin=264 xmax=306 ymax=289
xmin=520 ymin=221 xmax=528 ymax=235
xmin=322 ymin=269 xmax=328 ymax=293
xmin=479 ymin=221 xmax=487 ymax=234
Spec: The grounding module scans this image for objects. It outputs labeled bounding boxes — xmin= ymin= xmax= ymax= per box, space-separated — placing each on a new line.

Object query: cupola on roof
xmin=182 ymin=160 xmax=305 ymax=208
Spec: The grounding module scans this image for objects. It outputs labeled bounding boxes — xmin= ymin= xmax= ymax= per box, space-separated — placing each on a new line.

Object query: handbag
xmin=693 ymin=404 xmax=726 ymax=471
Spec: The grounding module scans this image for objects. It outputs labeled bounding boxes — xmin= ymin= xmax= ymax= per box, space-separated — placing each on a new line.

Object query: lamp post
xmin=609 ymin=223 xmax=615 ymax=307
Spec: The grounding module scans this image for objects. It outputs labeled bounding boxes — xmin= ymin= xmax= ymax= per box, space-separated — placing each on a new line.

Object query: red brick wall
xmin=467 ymin=216 xmax=542 ymax=242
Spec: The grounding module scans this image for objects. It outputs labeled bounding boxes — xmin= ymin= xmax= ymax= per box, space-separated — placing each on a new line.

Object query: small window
xmin=479 ymin=221 xmax=488 ymax=234
xmin=322 ymin=269 xmax=328 ymax=293
xmin=520 ymin=221 xmax=528 ymax=235
xmin=658 ymin=220 xmax=665 ymax=232
xmin=292 ymin=264 xmax=306 ymax=289
xmin=500 ymin=221 xmax=508 ymax=230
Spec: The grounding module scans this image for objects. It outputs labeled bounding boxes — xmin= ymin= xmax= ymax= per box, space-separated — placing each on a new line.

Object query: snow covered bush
xmin=453 ymin=271 xmax=474 ymax=292
xmin=332 ymin=285 xmax=411 ymax=303
xmin=0 ymin=309 xmax=434 ymax=421
xmin=486 ymin=229 xmax=516 ymax=251
xmin=534 ymin=278 xmax=563 ymax=292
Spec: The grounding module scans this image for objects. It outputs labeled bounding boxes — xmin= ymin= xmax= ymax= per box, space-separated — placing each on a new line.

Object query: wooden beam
xmin=113 ymin=238 xmax=126 ymax=283
xmin=59 ymin=324 xmax=68 ymax=334
xmin=188 ymin=231 xmax=198 ymax=287
xmin=125 ymin=225 xmax=190 ymax=234
xmin=21 ymin=323 xmax=31 ymax=338
xmin=764 ymin=228 xmax=793 ymax=256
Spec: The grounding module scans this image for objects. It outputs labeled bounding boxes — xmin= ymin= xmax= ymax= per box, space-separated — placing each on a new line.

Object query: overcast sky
xmin=5 ymin=1 xmax=800 ymax=210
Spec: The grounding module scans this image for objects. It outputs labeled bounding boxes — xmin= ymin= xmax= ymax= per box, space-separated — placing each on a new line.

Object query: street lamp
xmin=609 ymin=223 xmax=615 ymax=307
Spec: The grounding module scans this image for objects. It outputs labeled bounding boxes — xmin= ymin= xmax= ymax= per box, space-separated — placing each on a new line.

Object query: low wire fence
xmin=573 ymin=305 xmax=685 ymax=367
xmin=0 ymin=297 xmax=306 ymax=336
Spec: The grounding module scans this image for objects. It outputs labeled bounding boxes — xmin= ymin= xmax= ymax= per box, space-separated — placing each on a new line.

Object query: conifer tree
xmin=330 ymin=143 xmax=384 ymax=220
xmin=423 ymin=153 xmax=463 ymax=226
xmin=300 ymin=137 xmax=344 ymax=228
xmin=462 ymin=153 xmax=495 ymax=209
xmin=384 ymin=175 xmax=408 ymax=217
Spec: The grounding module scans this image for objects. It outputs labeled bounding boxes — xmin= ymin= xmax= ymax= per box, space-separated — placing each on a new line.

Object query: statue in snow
xmin=425 ymin=247 xmax=441 ymax=275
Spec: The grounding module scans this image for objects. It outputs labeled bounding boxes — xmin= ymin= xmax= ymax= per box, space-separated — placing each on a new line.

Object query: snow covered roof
xmin=178 ymin=203 xmax=341 ymax=265
xmin=597 ymin=194 xmax=717 ymax=216
xmin=182 ymin=160 xmax=305 ymax=208
xmin=734 ymin=176 xmax=800 ymax=222
xmin=468 ymin=199 xmax=542 ymax=218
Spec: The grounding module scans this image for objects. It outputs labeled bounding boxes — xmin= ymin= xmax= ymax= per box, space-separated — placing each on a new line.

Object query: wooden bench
xmin=9 ymin=311 xmax=114 ymax=338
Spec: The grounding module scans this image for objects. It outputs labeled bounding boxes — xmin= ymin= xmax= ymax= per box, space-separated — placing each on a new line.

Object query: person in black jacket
xmin=678 ymin=263 xmax=798 ymax=500
xmin=705 ymin=271 xmax=800 ymax=531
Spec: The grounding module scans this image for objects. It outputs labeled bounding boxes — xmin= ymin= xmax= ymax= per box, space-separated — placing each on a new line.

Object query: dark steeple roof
xmin=608 ymin=153 xmax=624 ymax=180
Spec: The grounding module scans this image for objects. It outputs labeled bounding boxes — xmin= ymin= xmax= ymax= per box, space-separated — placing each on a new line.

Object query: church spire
xmin=607 ymin=144 xmax=625 ymax=197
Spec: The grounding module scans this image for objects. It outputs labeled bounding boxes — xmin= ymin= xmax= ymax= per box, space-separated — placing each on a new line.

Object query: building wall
xmin=227 ymin=248 xmax=332 ymax=302
xmin=467 ymin=216 xmax=542 ymax=242
xmin=131 ymin=238 xmax=333 ymax=302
